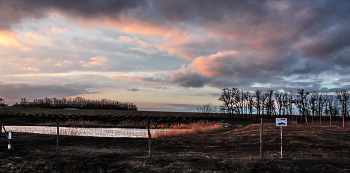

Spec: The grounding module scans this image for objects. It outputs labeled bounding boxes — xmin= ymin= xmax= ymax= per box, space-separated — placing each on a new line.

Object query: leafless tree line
xmin=218 ymin=88 xmax=350 ymax=127
xmin=0 ymin=97 xmax=7 ymax=106
xmin=14 ymin=97 xmax=138 ymax=111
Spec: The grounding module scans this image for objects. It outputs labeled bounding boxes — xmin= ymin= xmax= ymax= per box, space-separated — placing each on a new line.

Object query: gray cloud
xmin=0 ymin=83 xmax=96 ymax=105
xmin=2 ymin=0 xmax=350 ymax=100
xmin=168 ymin=69 xmax=211 ymax=88
xmin=0 ymin=0 xmax=143 ymax=29
xmin=127 ymin=88 xmax=139 ymax=91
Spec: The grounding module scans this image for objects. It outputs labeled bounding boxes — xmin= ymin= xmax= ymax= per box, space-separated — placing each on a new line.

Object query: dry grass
xmin=154 ymin=120 xmax=223 ymax=138
xmin=38 ymin=119 xmax=115 ymax=128
xmin=2 ymin=120 xmax=350 ymax=172
xmin=116 ymin=120 xmax=149 ymax=128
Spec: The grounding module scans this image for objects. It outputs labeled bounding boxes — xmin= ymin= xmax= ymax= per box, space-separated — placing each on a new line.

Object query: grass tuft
xmin=154 ymin=120 xmax=223 ymax=138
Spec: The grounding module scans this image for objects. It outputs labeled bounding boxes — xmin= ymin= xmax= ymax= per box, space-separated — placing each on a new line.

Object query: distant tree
xmin=296 ymin=89 xmax=310 ymax=124
xmin=253 ymin=90 xmax=263 ymax=118
xmin=218 ymin=88 xmax=233 ymax=116
xmin=197 ymin=103 xmax=215 ymax=116
xmin=22 ymin=96 xmax=137 ymax=111
xmin=264 ymin=90 xmax=275 ymax=117
xmin=274 ymin=91 xmax=283 ymax=116
xmin=317 ymin=93 xmax=327 ymax=125
xmin=325 ymin=95 xmax=339 ymax=126
xmin=0 ymin=97 xmax=6 ymax=106
xmin=247 ymin=92 xmax=255 ymax=117
xmin=336 ymin=90 xmax=350 ymax=128
xmin=285 ymin=92 xmax=295 ymax=116
xmin=309 ymin=92 xmax=318 ymax=124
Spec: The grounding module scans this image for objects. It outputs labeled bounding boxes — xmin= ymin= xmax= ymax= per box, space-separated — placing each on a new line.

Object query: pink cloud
xmin=190 ymin=51 xmax=238 ymax=77
xmin=24 ymin=31 xmax=52 ymax=46
xmin=49 ymin=27 xmax=69 ymax=34
xmin=101 ymin=18 xmax=185 ymax=41
xmin=81 ymin=56 xmax=108 ymax=67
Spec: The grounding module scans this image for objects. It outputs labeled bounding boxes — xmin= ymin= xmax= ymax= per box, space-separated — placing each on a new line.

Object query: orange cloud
xmin=102 ymin=18 xmax=185 ymax=41
xmin=156 ymin=33 xmax=215 ymax=59
xmin=190 ymin=51 xmax=238 ymax=77
xmin=22 ymin=67 xmax=39 ymax=72
xmin=0 ymin=30 xmax=31 ymax=51
xmin=55 ymin=60 xmax=72 ymax=66
xmin=49 ymin=27 xmax=69 ymax=34
xmin=81 ymin=56 xmax=108 ymax=67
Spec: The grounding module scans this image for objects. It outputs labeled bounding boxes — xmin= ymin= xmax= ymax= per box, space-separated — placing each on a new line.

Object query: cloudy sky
xmin=1 ymin=0 xmax=350 ymax=111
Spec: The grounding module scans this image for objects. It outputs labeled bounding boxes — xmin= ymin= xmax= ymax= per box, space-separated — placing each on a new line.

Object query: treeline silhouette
xmin=219 ymin=88 xmax=349 ymax=127
xmin=13 ymin=97 xmax=138 ymax=111
xmin=0 ymin=97 xmax=7 ymax=106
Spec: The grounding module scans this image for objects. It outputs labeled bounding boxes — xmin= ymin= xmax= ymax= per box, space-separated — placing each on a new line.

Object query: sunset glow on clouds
xmin=1 ymin=0 xmax=350 ymax=111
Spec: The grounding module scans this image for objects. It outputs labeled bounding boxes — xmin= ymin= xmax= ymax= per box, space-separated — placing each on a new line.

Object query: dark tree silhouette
xmin=336 ymin=90 xmax=350 ymax=128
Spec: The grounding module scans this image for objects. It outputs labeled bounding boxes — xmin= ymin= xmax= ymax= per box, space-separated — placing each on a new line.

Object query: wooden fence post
xmin=56 ymin=120 xmax=59 ymax=155
xmin=280 ymin=127 xmax=283 ymax=159
xmin=147 ymin=121 xmax=152 ymax=158
xmin=0 ymin=120 xmax=2 ymax=140
xmin=260 ymin=118 xmax=263 ymax=159
xmin=1 ymin=120 xmax=14 ymax=150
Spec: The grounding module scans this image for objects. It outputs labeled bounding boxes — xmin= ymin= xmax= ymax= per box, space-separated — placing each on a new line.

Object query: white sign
xmin=276 ymin=118 xmax=287 ymax=127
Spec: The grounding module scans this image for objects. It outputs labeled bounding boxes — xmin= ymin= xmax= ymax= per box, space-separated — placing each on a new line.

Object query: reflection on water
xmin=5 ymin=126 xmax=185 ymax=138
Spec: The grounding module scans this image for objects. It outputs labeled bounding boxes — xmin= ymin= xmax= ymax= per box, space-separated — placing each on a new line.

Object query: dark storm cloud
xmin=2 ymin=0 xmax=350 ymax=92
xmin=156 ymin=0 xmax=350 ymax=89
xmin=0 ymin=0 xmax=143 ymax=29
xmin=168 ymin=70 xmax=211 ymax=88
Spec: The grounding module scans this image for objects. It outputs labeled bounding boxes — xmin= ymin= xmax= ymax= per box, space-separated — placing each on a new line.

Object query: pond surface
xmin=4 ymin=126 xmax=186 ymax=138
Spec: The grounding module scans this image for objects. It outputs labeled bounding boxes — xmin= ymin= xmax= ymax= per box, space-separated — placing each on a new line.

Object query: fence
xmin=1 ymin=120 xmax=14 ymax=150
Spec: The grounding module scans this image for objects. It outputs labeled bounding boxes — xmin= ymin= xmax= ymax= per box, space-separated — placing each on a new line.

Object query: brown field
xmin=1 ymin=107 xmax=350 ymax=172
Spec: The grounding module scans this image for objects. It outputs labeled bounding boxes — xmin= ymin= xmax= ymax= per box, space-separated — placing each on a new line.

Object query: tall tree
xmin=218 ymin=88 xmax=233 ymax=116
xmin=336 ymin=90 xmax=350 ymax=128
xmin=253 ymin=90 xmax=263 ymax=118
xmin=274 ymin=91 xmax=284 ymax=116
xmin=296 ymin=89 xmax=310 ymax=124
xmin=264 ymin=90 xmax=275 ymax=117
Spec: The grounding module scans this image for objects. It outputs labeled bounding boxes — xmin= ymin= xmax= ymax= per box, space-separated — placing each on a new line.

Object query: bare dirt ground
xmin=1 ymin=113 xmax=350 ymax=172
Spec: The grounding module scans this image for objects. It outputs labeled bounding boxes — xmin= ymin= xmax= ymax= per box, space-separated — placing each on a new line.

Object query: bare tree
xmin=197 ymin=104 xmax=215 ymax=116
xmin=218 ymin=88 xmax=234 ymax=116
xmin=325 ymin=95 xmax=339 ymax=126
xmin=317 ymin=94 xmax=327 ymax=125
xmin=274 ymin=91 xmax=283 ymax=116
xmin=247 ymin=92 xmax=255 ymax=118
xmin=309 ymin=92 xmax=318 ymax=124
xmin=264 ymin=90 xmax=275 ymax=117
xmin=253 ymin=90 xmax=263 ymax=118
xmin=0 ymin=98 xmax=6 ymax=106
xmin=296 ymin=89 xmax=310 ymax=124
xmin=336 ymin=90 xmax=350 ymax=128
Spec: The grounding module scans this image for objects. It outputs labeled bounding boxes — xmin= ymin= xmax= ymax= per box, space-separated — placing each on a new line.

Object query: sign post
xmin=276 ymin=118 xmax=287 ymax=159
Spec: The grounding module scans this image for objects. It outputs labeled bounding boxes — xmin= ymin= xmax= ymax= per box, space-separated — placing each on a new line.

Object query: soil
xmin=1 ymin=113 xmax=350 ymax=172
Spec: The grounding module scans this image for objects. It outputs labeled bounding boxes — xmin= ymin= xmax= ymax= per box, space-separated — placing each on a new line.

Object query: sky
xmin=1 ymin=0 xmax=350 ymax=112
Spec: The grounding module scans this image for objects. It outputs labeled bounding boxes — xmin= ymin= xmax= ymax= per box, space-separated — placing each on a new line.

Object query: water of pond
xmin=4 ymin=126 xmax=186 ymax=138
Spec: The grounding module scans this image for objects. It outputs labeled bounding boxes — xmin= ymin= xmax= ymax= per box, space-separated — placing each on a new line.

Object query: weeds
xmin=154 ymin=120 xmax=223 ymax=138
xmin=116 ymin=120 xmax=149 ymax=128
xmin=38 ymin=119 xmax=115 ymax=128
